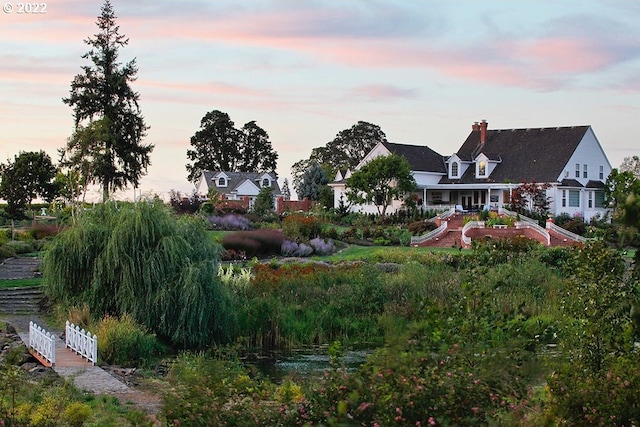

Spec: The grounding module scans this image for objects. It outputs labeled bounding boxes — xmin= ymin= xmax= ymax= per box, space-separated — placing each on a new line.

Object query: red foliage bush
xmin=221 ymin=229 xmax=284 ymax=258
xmin=28 ymin=223 xmax=62 ymax=240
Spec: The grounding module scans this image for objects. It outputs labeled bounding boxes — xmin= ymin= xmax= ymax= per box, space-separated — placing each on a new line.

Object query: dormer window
xmin=217 ymin=177 xmax=227 ymax=187
xmin=451 ymin=162 xmax=459 ymax=177
xmin=262 ymin=178 xmax=270 ymax=187
xmin=478 ymin=161 xmax=487 ymax=177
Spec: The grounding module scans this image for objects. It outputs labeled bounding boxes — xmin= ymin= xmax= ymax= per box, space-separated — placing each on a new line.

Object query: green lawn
xmin=0 ymin=278 xmax=43 ymax=289
xmin=313 ymin=244 xmax=465 ymax=262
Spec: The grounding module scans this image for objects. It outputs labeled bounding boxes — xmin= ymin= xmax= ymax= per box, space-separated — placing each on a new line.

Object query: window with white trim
xmin=575 ymin=163 xmax=580 ymax=178
xmin=583 ymin=164 xmax=588 ymax=179
xmin=217 ymin=177 xmax=226 ymax=186
xmin=569 ymin=190 xmax=580 ymax=207
xmin=262 ymin=178 xmax=270 ymax=187
xmin=451 ymin=162 xmax=459 ymax=177
xmin=599 ymin=165 xmax=604 ymax=180
xmin=595 ymin=191 xmax=605 ymax=208
xmin=478 ymin=161 xmax=486 ymax=177
xmin=588 ymin=191 xmax=593 ymax=208
xmin=562 ymin=190 xmax=566 ymax=207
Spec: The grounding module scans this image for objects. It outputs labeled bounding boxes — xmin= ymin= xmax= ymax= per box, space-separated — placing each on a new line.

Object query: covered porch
xmin=412 ymin=184 xmax=516 ymax=212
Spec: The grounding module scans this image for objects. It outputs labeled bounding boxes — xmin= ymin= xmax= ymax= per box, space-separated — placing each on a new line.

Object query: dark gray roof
xmin=560 ymin=179 xmax=583 ymax=188
xmin=202 ymin=171 xmax=282 ymax=195
xmin=382 ymin=141 xmax=447 ymax=173
xmin=585 ymin=180 xmax=605 ymax=189
xmin=441 ymin=126 xmax=590 ymax=184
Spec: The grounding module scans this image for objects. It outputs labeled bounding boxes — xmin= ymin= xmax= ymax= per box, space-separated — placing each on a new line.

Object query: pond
xmin=247 ymin=347 xmax=373 ymax=383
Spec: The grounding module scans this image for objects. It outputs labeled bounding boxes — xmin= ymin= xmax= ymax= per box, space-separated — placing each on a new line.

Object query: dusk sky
xmin=2 ymin=0 xmax=639 ymax=201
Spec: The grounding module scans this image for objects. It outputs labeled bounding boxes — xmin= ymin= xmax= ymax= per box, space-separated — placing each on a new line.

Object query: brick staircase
xmin=415 ymin=214 xmax=583 ymax=248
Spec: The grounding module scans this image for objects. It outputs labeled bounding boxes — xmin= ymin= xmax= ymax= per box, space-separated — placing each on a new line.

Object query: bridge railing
xmin=65 ymin=321 xmax=98 ymax=365
xmin=29 ymin=321 xmax=56 ymax=366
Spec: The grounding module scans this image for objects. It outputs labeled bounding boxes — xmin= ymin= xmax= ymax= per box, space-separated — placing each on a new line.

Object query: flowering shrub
xmin=207 ymin=214 xmax=251 ymax=230
xmin=546 ymin=357 xmax=640 ymax=425
xmin=309 ymin=237 xmax=336 ymax=255
xmin=281 ymin=240 xmax=313 ymax=257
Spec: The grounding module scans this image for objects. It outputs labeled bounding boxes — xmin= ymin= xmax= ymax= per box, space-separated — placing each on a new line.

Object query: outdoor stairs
xmin=0 ymin=286 xmax=44 ymax=314
xmin=0 ymin=257 xmax=42 ymax=280
xmin=415 ymin=214 xmax=583 ymax=248
xmin=419 ymin=215 xmax=466 ymax=248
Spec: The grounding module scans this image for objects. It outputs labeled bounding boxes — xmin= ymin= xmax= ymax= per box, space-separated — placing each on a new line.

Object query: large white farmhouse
xmin=330 ymin=120 xmax=612 ymax=222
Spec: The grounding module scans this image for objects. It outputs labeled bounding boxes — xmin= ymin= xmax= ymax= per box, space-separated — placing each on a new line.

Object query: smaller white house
xmin=197 ymin=171 xmax=282 ymax=209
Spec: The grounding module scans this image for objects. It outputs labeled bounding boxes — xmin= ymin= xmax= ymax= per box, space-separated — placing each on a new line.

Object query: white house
xmin=330 ymin=120 xmax=612 ymax=222
xmin=197 ymin=171 xmax=282 ymax=209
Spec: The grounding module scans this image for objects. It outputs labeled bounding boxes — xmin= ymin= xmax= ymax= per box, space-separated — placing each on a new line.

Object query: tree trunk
xmin=102 ymin=181 xmax=109 ymax=203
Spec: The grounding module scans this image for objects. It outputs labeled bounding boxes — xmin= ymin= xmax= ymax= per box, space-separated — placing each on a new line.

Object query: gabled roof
xmin=382 ymin=141 xmax=447 ymax=173
xmin=445 ymin=126 xmax=590 ymax=184
xmin=201 ymin=171 xmax=282 ymax=195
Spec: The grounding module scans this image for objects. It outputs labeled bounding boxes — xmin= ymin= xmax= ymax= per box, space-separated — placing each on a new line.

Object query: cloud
xmin=349 ymin=84 xmax=419 ymax=101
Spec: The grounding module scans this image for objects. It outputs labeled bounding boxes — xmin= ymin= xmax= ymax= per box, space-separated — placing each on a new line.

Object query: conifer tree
xmin=62 ymin=1 xmax=152 ymax=202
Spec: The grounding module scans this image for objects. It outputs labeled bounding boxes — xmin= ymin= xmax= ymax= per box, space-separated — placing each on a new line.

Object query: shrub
xmin=96 ymin=314 xmax=165 ymax=367
xmin=281 ymin=240 xmax=313 ymax=257
xmin=560 ymin=217 xmax=586 ymax=236
xmin=207 ymin=214 xmax=251 ymax=230
xmin=0 ymin=244 xmax=17 ymax=260
xmin=222 ymin=229 xmax=285 ymax=258
xmin=28 ymin=224 xmax=61 ymax=240
xmin=309 ymin=238 xmax=336 ymax=256
xmin=61 ymin=402 xmax=92 ymax=427
xmin=5 ymin=240 xmax=35 ymax=254
xmin=282 ymin=213 xmax=323 ymax=241
xmin=408 ymin=220 xmax=437 ymax=236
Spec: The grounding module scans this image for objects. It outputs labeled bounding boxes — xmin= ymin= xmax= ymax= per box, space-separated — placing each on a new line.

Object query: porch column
xmin=423 ymin=188 xmax=427 ymax=207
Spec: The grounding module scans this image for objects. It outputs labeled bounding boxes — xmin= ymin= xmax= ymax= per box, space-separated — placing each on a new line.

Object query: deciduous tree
xmin=345 ymin=154 xmax=416 ymax=218
xmin=0 ymin=151 xmax=58 ymax=220
xmin=62 ymin=0 xmax=152 ymax=202
xmin=186 ymin=110 xmax=278 ymax=183
xmin=605 ymin=168 xmax=640 ymax=215
xmin=291 ymin=121 xmax=386 ymax=195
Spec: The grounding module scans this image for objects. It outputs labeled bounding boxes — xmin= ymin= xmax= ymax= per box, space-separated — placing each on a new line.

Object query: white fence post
xmin=65 ymin=320 xmax=98 ymax=365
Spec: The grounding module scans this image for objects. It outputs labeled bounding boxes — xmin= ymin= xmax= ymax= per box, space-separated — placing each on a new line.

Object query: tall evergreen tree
xmin=62 ymin=0 xmax=152 ymax=202
xmin=281 ymin=178 xmax=291 ymax=201
xmin=298 ymin=162 xmax=329 ymax=201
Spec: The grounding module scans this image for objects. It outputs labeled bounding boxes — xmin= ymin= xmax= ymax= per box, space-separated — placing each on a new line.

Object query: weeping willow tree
xmin=44 ymin=200 xmax=232 ymax=348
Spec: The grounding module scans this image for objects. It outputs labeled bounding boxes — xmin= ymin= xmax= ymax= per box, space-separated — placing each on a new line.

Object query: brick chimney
xmin=472 ymin=121 xmax=480 ymax=132
xmin=480 ymin=119 xmax=488 ymax=144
